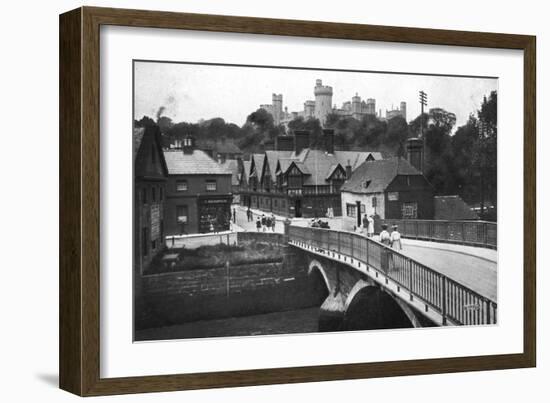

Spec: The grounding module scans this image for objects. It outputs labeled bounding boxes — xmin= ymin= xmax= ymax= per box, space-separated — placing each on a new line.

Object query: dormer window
xmin=364 ymin=180 xmax=371 ymax=189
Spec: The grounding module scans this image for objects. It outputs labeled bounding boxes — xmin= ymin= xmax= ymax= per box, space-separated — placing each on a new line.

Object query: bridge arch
xmin=343 ymin=285 xmax=415 ymax=331
xmin=308 ymin=259 xmax=331 ymax=294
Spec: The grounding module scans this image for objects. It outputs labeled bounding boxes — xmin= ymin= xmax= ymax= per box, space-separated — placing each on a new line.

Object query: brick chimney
xmin=182 ymin=135 xmax=195 ymax=154
xmin=294 ymin=130 xmax=310 ymax=155
xmin=406 ymin=137 xmax=424 ymax=173
xmin=345 ymin=159 xmax=352 ymax=179
xmin=264 ymin=139 xmax=275 ymax=151
xmin=323 ymin=129 xmax=335 ymax=154
xmin=276 ymin=135 xmax=294 ymax=151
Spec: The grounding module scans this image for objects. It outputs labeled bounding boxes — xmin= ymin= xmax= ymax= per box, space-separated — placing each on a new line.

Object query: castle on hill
xmin=259 ymin=79 xmax=407 ymax=127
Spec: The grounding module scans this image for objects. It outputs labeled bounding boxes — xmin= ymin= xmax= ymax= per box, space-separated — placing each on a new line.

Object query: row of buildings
xmin=259 ymin=79 xmax=407 ymax=126
xmin=135 ymin=124 xmax=476 ymax=272
xmin=237 ymin=129 xmax=435 ymax=226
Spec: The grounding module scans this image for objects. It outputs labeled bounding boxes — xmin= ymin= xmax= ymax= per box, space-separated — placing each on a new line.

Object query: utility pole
xmin=419 ymin=90 xmax=428 ymax=171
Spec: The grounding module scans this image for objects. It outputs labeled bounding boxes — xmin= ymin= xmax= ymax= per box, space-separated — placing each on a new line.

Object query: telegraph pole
xmin=419 ymin=90 xmax=428 ymax=171
xmin=419 ymin=90 xmax=427 ymax=137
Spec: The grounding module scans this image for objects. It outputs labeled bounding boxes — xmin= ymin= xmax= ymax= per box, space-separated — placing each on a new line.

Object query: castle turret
xmin=366 ymin=98 xmax=376 ymax=115
xmin=351 ymin=93 xmax=361 ymax=120
xmin=272 ymin=93 xmax=283 ymax=125
xmin=304 ymin=100 xmax=315 ymax=118
xmin=314 ymin=79 xmax=333 ymax=126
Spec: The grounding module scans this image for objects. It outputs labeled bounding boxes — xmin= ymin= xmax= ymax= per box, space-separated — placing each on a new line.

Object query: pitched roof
xmin=434 ymin=195 xmax=479 ymax=220
xmin=133 ymin=127 xmax=145 ymax=161
xmin=240 ymin=160 xmax=251 ymax=184
xmin=250 ymin=153 xmax=265 ymax=178
xmin=265 ymin=150 xmax=293 ymax=179
xmin=163 ymin=149 xmax=232 ymax=175
xmin=219 ymin=159 xmax=240 ymax=186
xmin=341 ymin=157 xmax=421 ymax=193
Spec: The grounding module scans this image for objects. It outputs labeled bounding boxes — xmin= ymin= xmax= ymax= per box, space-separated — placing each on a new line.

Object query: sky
xmin=134 ymin=61 xmax=498 ymax=132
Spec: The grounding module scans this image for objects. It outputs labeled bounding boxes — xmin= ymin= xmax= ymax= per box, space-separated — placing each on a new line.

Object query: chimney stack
xmin=182 ymin=135 xmax=195 ymax=154
xmin=264 ymin=139 xmax=275 ymax=151
xmin=276 ymin=135 xmax=294 ymax=151
xmin=345 ymin=159 xmax=352 ymax=179
xmin=294 ymin=130 xmax=310 ymax=155
xmin=406 ymin=137 xmax=424 ymax=173
xmin=323 ymin=129 xmax=335 ymax=154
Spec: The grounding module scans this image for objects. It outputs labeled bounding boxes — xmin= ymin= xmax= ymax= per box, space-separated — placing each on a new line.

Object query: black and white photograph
xmin=133 ymin=60 xmax=498 ymax=341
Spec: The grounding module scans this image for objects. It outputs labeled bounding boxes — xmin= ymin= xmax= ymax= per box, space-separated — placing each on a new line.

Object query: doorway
xmin=295 ymin=199 xmax=302 ymax=218
xmin=356 ymin=201 xmax=362 ymax=228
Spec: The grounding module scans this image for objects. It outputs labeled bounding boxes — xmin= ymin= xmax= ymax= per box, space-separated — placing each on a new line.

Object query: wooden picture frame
xmin=59 ymin=6 xmax=536 ymax=396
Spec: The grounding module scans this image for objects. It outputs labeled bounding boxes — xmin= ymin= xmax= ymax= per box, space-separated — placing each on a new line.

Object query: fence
xmin=288 ymin=226 xmax=497 ymax=326
xmin=377 ymin=219 xmax=497 ymax=249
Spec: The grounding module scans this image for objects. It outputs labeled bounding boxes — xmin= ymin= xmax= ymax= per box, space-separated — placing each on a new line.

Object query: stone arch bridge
xmin=289 ymin=226 xmax=497 ymax=332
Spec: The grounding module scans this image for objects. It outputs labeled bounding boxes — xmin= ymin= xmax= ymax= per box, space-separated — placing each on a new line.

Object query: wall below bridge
xmin=135 ymin=245 xmax=328 ymax=332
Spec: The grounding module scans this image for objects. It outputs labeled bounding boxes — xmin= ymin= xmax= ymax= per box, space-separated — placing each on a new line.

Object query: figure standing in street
xmin=271 ymin=214 xmax=276 ymax=232
xmin=379 ymin=224 xmax=391 ymax=245
xmin=362 ymin=214 xmax=369 ymax=235
xmin=232 ymin=208 xmax=236 ymax=223
xmin=390 ymin=225 xmax=402 ymax=250
xmin=261 ymin=214 xmax=266 ymax=232
xmin=367 ymin=214 xmax=374 ymax=237
xmin=247 ymin=207 xmax=252 ymax=222
xmin=256 ymin=217 xmax=261 ymax=232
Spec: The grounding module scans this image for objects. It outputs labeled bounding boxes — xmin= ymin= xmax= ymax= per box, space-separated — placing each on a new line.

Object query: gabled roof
xmin=341 ymin=157 xmax=422 ymax=193
xmin=163 ymin=149 xmax=232 ymax=175
xmin=434 ymin=195 xmax=479 ymax=220
xmin=133 ymin=127 xmax=145 ymax=161
xmin=250 ymin=153 xmax=265 ymax=178
xmin=240 ymin=160 xmax=251 ymax=184
xmin=219 ymin=159 xmax=240 ymax=186
xmin=265 ymin=150 xmax=293 ymax=179
xmin=134 ymin=126 xmax=168 ymax=177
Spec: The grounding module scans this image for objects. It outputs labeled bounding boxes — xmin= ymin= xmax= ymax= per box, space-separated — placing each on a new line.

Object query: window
xmin=176 ymin=180 xmax=188 ymax=191
xmin=372 ymin=197 xmax=377 ymax=207
xmin=206 ymin=180 xmax=217 ymax=191
xmin=151 ymin=239 xmax=157 ymax=251
xmin=159 ymin=187 xmax=164 ymax=201
xmin=401 ymin=202 xmax=418 ymax=219
xmin=151 ymin=186 xmax=156 ymax=202
xmin=346 ymin=203 xmax=356 ymax=218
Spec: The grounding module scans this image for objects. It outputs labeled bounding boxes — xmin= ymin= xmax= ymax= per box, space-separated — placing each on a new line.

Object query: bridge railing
xmin=376 ymin=219 xmax=497 ymax=249
xmin=288 ymin=226 xmax=497 ymax=326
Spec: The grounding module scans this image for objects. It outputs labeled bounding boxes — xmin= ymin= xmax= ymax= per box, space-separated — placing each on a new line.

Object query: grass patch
xmin=145 ymin=241 xmax=285 ymax=274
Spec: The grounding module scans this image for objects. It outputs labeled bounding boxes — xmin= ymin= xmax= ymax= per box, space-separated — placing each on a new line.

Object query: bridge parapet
xmin=376 ymin=219 xmax=497 ymax=249
xmin=289 ymin=226 xmax=498 ymax=326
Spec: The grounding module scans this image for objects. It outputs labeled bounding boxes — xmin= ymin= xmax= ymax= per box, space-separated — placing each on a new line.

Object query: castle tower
xmin=366 ymin=98 xmax=376 ymax=115
xmin=314 ymin=79 xmax=333 ymax=125
xmin=400 ymin=101 xmax=407 ymax=121
xmin=304 ymin=100 xmax=315 ymax=118
xmin=351 ymin=93 xmax=361 ymax=120
xmin=272 ymin=93 xmax=283 ymax=125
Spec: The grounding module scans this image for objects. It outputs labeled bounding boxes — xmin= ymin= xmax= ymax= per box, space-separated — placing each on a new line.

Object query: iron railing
xmin=288 ymin=226 xmax=497 ymax=326
xmin=377 ymin=219 xmax=497 ymax=249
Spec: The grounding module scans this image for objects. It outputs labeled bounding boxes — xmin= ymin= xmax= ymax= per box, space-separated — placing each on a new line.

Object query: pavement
xmin=395 ymin=238 xmax=497 ymax=301
xmin=230 ymin=209 xmax=497 ymax=300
